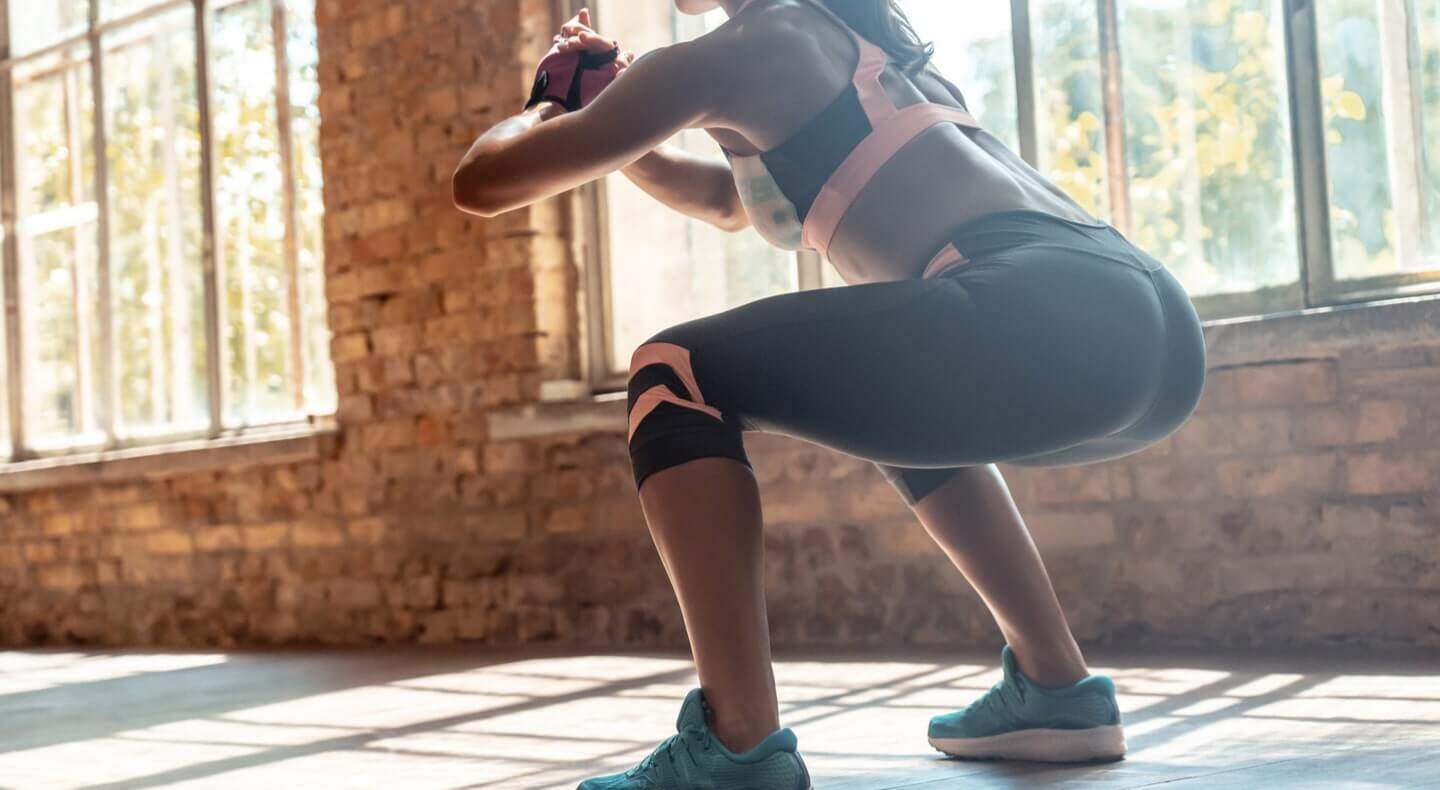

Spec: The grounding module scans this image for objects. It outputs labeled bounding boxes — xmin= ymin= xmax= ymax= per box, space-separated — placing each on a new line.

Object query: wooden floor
xmin=1 ymin=646 xmax=1437 ymax=789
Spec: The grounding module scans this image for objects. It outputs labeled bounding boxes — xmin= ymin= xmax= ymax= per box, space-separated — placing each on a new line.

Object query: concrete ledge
xmin=488 ymin=392 xmax=626 ymax=441
xmin=1204 ymin=293 xmax=1440 ymax=364
xmin=0 ymin=421 xmax=340 ymax=494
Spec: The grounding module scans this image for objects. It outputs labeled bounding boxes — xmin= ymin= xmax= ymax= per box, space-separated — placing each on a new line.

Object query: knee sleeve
xmin=627 ymin=340 xmax=750 ymax=490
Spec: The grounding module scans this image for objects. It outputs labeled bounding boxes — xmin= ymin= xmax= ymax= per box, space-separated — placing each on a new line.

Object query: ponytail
xmin=820 ymin=0 xmax=934 ymax=74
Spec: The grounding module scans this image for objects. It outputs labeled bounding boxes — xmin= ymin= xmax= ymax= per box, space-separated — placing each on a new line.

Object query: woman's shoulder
xmin=637 ymin=5 xmax=818 ymax=100
xmin=699 ymin=0 xmax=818 ymax=52
xmin=699 ymin=2 xmax=844 ymax=86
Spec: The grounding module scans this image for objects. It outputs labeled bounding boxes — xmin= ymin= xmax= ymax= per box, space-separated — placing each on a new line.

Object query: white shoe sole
xmin=929 ymin=725 xmax=1127 ymax=763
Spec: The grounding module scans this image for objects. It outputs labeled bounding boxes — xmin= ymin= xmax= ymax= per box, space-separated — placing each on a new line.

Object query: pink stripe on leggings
xmin=627 ymin=384 xmax=725 ymax=444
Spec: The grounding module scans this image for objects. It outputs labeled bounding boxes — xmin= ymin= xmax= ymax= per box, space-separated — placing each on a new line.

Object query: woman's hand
xmin=453 ymin=8 xmax=757 ymax=219
xmin=552 ymin=9 xmax=637 ymax=71
xmin=525 ymin=9 xmax=633 ymax=113
xmin=545 ymin=10 xmax=744 ymax=232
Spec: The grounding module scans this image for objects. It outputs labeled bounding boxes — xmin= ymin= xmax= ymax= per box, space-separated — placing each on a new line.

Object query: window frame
xmin=575 ymin=0 xmax=1440 ymax=396
xmin=573 ymin=1 xmax=827 ymax=395
xmin=0 ymin=0 xmax=323 ymax=462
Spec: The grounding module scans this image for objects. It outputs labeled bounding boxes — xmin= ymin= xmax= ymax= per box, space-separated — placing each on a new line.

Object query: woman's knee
xmin=625 ymin=333 xmax=750 ymax=491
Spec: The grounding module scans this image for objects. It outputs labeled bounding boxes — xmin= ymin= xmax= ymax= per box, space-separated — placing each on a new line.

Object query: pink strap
xmin=922 ymin=243 xmax=969 ymax=280
xmin=630 ymin=343 xmax=708 ymax=404
xmin=803 ymin=103 xmax=981 ymax=256
xmin=797 ymin=0 xmax=894 ymax=123
xmin=628 ymin=342 xmax=724 ymax=443
xmin=628 ymin=385 xmax=724 ymax=442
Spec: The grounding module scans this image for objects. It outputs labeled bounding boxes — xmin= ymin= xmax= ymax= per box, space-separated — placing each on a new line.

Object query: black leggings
xmin=626 ymin=210 xmax=1207 ymax=505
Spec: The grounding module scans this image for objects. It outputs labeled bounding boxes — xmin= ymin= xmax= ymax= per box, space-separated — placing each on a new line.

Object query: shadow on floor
xmin=0 ymin=646 xmax=1436 ymax=789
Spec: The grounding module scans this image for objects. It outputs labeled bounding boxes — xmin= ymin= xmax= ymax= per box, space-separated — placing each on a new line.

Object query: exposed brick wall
xmin=1 ymin=0 xmax=1435 ymax=650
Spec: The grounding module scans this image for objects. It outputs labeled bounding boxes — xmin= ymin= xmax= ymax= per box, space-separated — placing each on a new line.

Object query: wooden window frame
xmin=0 ymin=0 xmax=325 ymax=462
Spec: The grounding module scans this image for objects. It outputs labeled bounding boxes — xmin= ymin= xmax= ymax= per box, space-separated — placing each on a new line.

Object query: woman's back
xmin=703 ymin=0 xmax=1098 ymax=283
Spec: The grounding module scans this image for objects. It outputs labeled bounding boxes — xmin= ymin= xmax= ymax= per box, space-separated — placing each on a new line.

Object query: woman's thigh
xmin=641 ymin=252 xmax=1167 ymax=471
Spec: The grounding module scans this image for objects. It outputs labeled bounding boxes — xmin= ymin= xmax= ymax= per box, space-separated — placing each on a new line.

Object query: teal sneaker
xmin=579 ymin=688 xmax=811 ymax=789
xmin=928 ymin=645 xmax=1126 ymax=763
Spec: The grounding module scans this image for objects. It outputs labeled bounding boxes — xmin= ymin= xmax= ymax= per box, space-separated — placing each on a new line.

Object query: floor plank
xmin=0 ymin=647 xmax=1435 ymax=788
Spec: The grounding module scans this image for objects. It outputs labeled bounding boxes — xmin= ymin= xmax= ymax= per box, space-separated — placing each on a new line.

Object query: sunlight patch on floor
xmin=1 ymin=651 xmax=1437 ymax=789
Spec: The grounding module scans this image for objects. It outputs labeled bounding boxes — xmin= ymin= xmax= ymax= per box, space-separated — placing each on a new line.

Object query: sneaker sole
xmin=929 ymin=725 xmax=1126 ymax=763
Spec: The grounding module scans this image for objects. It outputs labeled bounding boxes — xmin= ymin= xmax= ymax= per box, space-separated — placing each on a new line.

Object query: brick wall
xmin=1 ymin=0 xmax=1436 ymax=649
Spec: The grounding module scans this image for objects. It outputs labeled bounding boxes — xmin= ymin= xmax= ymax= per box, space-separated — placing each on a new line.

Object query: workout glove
xmin=524 ymin=40 xmax=623 ymax=113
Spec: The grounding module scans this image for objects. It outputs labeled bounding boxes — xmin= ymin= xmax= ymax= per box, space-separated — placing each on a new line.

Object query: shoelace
xmin=629 ymin=729 xmax=707 ymax=778
xmin=973 ymin=676 xmax=1027 ymax=724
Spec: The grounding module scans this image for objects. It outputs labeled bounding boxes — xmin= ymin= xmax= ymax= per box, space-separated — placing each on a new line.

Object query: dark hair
xmin=820 ymin=0 xmax=934 ymax=74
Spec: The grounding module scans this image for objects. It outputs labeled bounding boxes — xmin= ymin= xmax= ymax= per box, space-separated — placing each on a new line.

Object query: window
xmin=589 ymin=2 xmax=801 ymax=383
xmin=582 ymin=0 xmax=1440 ymax=392
xmin=0 ymin=0 xmax=333 ymax=460
xmin=1315 ymin=0 xmax=1440 ymax=288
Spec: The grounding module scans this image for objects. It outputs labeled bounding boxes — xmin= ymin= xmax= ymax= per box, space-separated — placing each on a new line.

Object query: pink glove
xmin=524 ymin=40 xmax=623 ymax=113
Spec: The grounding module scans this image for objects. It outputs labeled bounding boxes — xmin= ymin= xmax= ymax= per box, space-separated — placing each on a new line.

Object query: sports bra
xmin=719 ymin=0 xmax=983 ymax=276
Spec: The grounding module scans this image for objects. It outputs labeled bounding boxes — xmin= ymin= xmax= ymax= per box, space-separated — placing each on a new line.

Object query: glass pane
xmin=1032 ymin=0 xmax=1111 ymax=219
xmin=211 ymin=0 xmax=297 ymax=426
xmin=0 ymin=174 xmax=7 ymax=456
xmin=103 ymin=6 xmax=208 ymax=437
xmin=597 ymin=1 xmax=797 ymax=376
xmin=1317 ymin=0 xmax=1440 ymax=280
xmin=1120 ymin=0 xmax=1299 ymax=296
xmin=901 ymin=0 xmax=1019 ymax=149
xmin=9 ymin=1 xmax=88 ymax=56
xmin=1425 ymin=0 xmax=1440 ymax=247
xmin=284 ymin=0 xmax=335 ymax=416
xmin=102 ymin=0 xmax=168 ymax=20
xmin=13 ymin=50 xmax=103 ymax=447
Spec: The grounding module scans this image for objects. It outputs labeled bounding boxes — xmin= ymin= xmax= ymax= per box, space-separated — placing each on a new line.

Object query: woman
xmin=454 ymin=0 xmax=1205 ymax=786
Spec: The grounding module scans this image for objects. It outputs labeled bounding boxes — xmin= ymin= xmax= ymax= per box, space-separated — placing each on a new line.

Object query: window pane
xmin=9 ymin=1 xmax=88 ymax=56
xmin=103 ymin=7 xmax=209 ymax=437
xmin=1120 ymin=0 xmax=1299 ymax=296
xmin=0 ymin=184 xmax=8 ymax=456
xmin=283 ymin=0 xmax=335 ymax=416
xmin=13 ymin=50 xmax=103 ymax=447
xmin=1317 ymin=0 xmax=1440 ymax=281
xmin=102 ymin=0 xmax=169 ymax=20
xmin=597 ymin=2 xmax=797 ymax=376
xmin=211 ymin=0 xmax=298 ymax=426
xmin=1424 ymin=0 xmax=1440 ymax=251
xmin=901 ymin=1 xmax=1019 ymax=149
xmin=1032 ymin=0 xmax=1111 ymax=218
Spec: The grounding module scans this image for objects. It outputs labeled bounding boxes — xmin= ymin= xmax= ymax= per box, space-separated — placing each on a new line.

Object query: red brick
xmin=1216 ymin=360 xmax=1338 ymax=406
xmin=1032 ymin=466 xmax=1114 ymax=505
xmin=244 ymin=523 xmax=290 ymax=551
xmin=146 ymin=531 xmax=193 ymax=556
xmin=1215 ymin=455 xmax=1338 ymax=498
xmin=1134 ymin=461 xmax=1219 ymax=501
xmin=194 ymin=526 xmax=243 ymax=553
xmin=293 ymin=518 xmax=346 ymax=548
xmin=1344 ymin=452 xmax=1436 ymax=495
xmin=115 ymin=503 xmax=165 ymax=531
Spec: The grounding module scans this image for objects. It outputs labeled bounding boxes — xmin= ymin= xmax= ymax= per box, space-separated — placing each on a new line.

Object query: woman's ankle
xmin=1011 ymin=644 xmax=1090 ymax=688
xmin=708 ymin=710 xmax=780 ymax=754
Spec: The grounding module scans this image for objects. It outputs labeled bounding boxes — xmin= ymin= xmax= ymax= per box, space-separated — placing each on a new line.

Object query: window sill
xmin=0 ymin=418 xmax=340 ymax=494
xmin=1202 ymin=291 xmax=1440 ymax=364
xmin=488 ymin=389 xmax=627 ymax=441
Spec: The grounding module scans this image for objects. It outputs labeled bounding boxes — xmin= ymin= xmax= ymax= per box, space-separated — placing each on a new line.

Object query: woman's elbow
xmin=711 ymin=198 xmax=751 ymax=233
xmin=451 ymin=164 xmax=504 ymax=217
xmin=715 ymin=212 xmax=750 ymax=234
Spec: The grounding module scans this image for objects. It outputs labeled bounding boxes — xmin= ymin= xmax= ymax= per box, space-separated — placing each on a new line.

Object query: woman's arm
xmin=620 ymin=144 xmax=748 ymax=232
xmin=453 ymin=34 xmax=733 ymax=219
